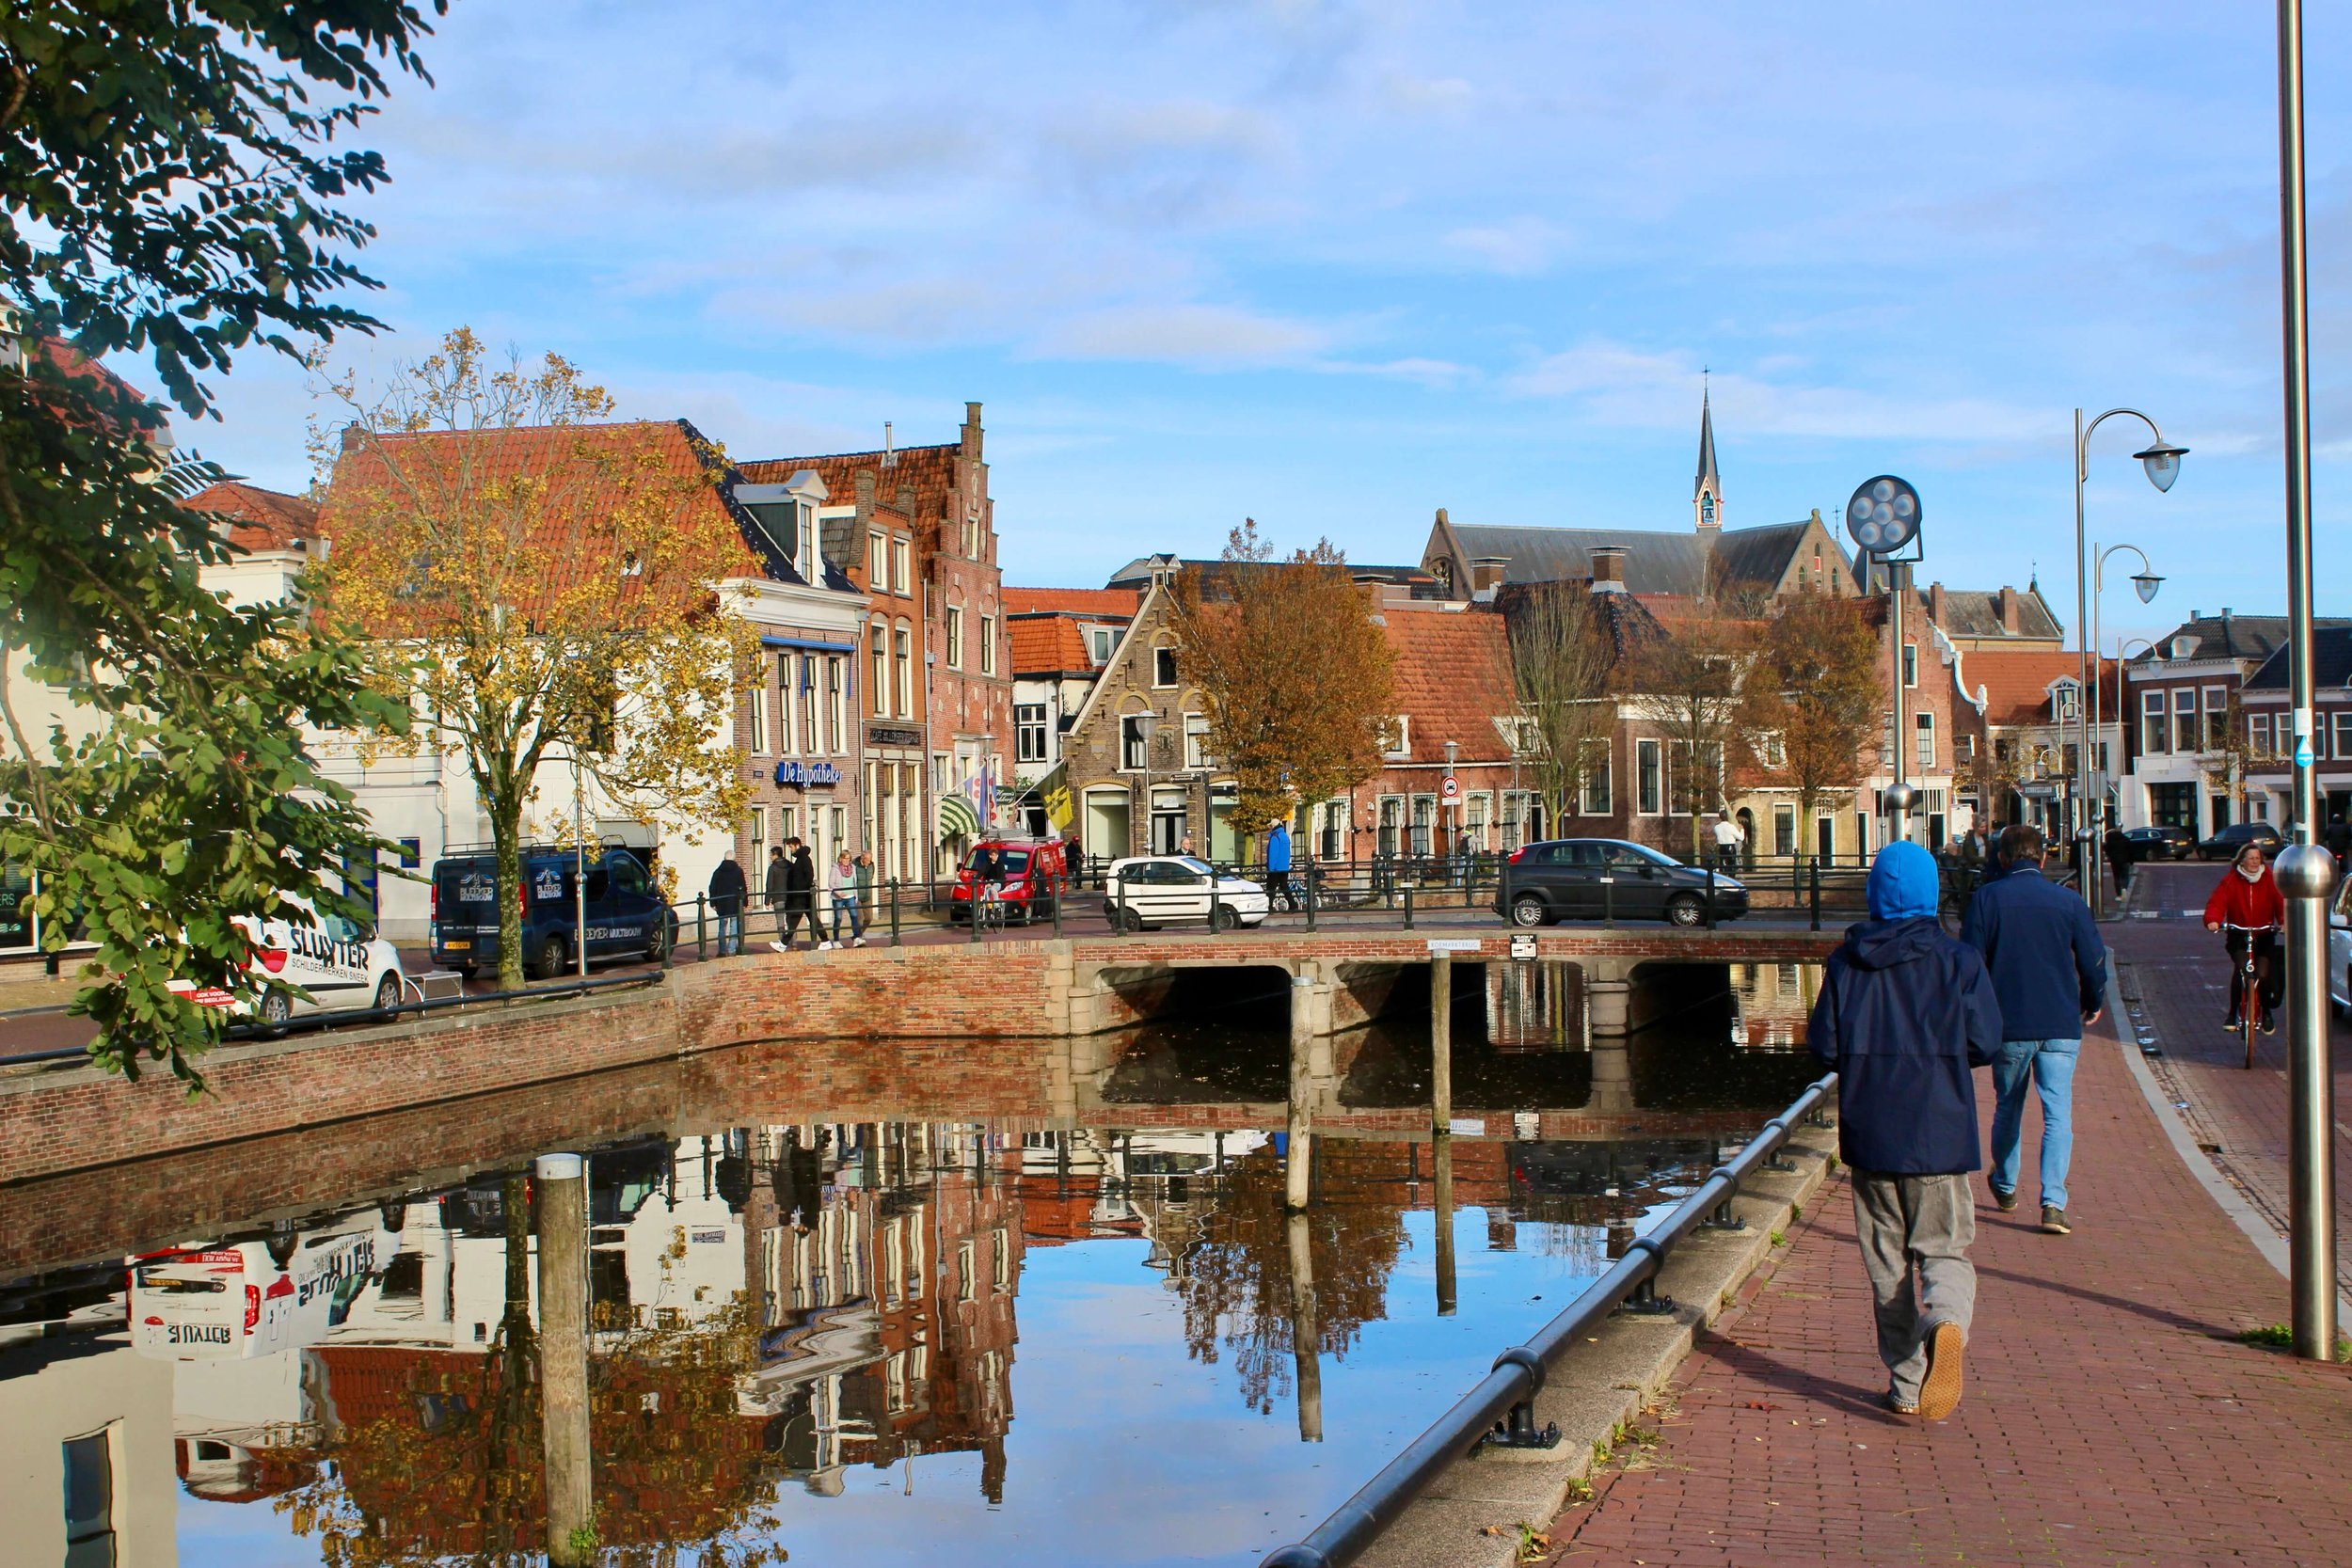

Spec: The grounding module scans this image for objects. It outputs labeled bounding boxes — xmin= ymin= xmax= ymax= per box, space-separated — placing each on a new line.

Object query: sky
xmin=173 ymin=0 xmax=2350 ymax=651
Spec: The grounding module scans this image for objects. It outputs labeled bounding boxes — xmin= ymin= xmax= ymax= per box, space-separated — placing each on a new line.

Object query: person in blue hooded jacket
xmin=1808 ymin=841 xmax=2004 ymax=1421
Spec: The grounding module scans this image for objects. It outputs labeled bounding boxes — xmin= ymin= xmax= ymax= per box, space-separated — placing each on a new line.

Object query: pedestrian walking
xmin=2102 ymin=823 xmax=2135 ymax=898
xmin=1264 ymin=820 xmax=1295 ymax=909
xmin=769 ymin=837 xmax=822 ymax=951
xmin=707 ymin=854 xmax=747 ymax=957
xmin=1808 ymin=841 xmax=2004 ymax=1421
xmin=1960 ymin=824 xmax=2106 ymax=1236
xmin=1711 ymin=813 xmax=1744 ymax=876
xmin=827 ymin=848 xmax=866 ymax=947
xmin=763 ymin=845 xmax=788 ymax=934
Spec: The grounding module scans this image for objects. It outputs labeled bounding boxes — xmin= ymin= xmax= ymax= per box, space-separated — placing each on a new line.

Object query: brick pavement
xmin=2106 ymin=861 xmax=2352 ymax=1305
xmin=1543 ymin=991 xmax=2352 ymax=1566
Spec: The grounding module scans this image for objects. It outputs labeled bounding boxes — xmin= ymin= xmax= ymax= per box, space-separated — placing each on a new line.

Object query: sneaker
xmin=1917 ymin=1321 xmax=1965 ymax=1421
xmin=1990 ymin=1186 xmax=2019 ymax=1212
xmin=2041 ymin=1205 xmax=2071 ymax=1235
xmin=1883 ymin=1390 xmax=1920 ymax=1417
xmin=2223 ymin=1015 xmax=2243 ymax=1033
xmin=852 ymin=937 xmax=866 ymax=947
xmin=768 ymin=942 xmax=789 ymax=954
xmin=818 ymin=941 xmax=836 ymax=951
xmin=2260 ymin=1012 xmax=2277 ymax=1036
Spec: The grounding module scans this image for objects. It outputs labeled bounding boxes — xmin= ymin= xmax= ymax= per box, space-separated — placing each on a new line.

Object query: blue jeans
xmin=1989 ymin=1037 xmax=2078 ymax=1211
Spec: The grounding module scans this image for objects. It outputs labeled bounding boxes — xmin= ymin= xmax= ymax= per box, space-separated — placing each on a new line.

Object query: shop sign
xmin=775 ymin=760 xmax=843 ymax=788
xmin=867 ymin=725 xmax=923 ymax=749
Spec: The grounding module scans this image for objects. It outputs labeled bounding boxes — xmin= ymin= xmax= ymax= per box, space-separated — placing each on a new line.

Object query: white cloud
xmin=1442 ymin=217 xmax=1573 ymax=276
xmin=1031 ymin=303 xmax=1333 ymax=367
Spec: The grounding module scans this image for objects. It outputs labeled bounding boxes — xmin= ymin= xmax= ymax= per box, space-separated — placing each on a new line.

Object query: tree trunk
xmin=493 ymin=784 xmax=526 ymax=991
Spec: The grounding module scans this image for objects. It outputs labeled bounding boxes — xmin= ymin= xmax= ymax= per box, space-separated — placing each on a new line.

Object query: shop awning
xmin=938 ymin=792 xmax=981 ymax=840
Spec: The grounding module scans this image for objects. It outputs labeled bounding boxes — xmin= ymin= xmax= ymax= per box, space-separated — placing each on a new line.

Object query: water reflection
xmin=0 ymin=970 xmax=1821 ymax=1567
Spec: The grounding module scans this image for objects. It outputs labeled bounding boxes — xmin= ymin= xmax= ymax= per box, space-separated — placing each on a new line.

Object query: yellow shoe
xmin=1917 ymin=1320 xmax=1965 ymax=1421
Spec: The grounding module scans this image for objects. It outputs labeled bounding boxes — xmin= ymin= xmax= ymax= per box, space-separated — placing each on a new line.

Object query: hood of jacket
xmin=1867 ymin=841 xmax=1941 ymax=920
xmin=1840 ymin=913 xmax=1948 ymax=971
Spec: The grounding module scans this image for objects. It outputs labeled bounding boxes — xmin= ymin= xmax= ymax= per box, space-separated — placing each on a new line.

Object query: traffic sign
xmin=1440 ymin=774 xmax=1460 ymax=801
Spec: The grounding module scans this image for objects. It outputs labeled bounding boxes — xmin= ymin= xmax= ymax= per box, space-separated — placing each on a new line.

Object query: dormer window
xmin=734 ymin=472 xmax=826 ymax=583
xmin=1384 ymin=715 xmax=1411 ymax=761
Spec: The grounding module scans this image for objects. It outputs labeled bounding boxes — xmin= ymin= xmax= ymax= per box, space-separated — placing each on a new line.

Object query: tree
xmin=1742 ymin=589 xmax=1881 ymax=861
xmin=1503 ymin=583 xmax=1616 ymax=832
xmin=1170 ymin=520 xmax=1396 ymax=840
xmin=317 ymin=331 xmax=759 ymax=988
xmin=1627 ymin=610 xmax=1754 ymax=862
xmin=2199 ymin=692 xmax=2268 ymax=821
xmin=0 ymin=3 xmax=441 ymax=1081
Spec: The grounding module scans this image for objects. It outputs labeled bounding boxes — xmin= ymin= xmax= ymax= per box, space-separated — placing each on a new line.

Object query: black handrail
xmin=1256 ymin=1072 xmax=1836 ymax=1568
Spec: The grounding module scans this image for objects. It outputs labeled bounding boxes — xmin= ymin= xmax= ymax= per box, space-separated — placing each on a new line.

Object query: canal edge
xmin=1354 ymin=1117 xmax=1839 ymax=1568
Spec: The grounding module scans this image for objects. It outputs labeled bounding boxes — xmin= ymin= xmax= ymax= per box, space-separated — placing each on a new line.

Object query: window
xmin=1320 ymin=800 xmax=1345 ymax=860
xmin=1409 ymin=796 xmax=1435 ymax=856
xmin=871 ymin=625 xmax=889 ymax=717
xmin=892 ymin=538 xmax=912 ymax=596
xmin=749 ymin=806 xmax=767 ymax=867
xmin=1377 ymin=797 xmax=1401 ymax=857
xmin=748 ymin=682 xmax=768 ymax=754
xmin=1089 ymin=626 xmax=1115 ymax=665
xmin=827 ymin=657 xmax=846 ymax=752
xmin=1773 ymin=802 xmax=1797 ymax=857
xmin=1581 ymin=738 xmax=1613 ymax=814
xmin=1756 ymin=732 xmax=1787 ymax=768
xmin=1120 ymin=715 xmax=1149 ymax=770
xmin=1016 ymin=703 xmax=1049 ymax=763
xmin=2172 ymin=688 xmax=2198 ymax=754
xmin=1465 ymin=792 xmax=1489 ymax=849
xmin=894 ymin=626 xmax=913 ymax=718
xmin=63 ymin=1429 xmax=115 ymax=1568
xmin=1153 ymin=645 xmax=1178 ymax=687
xmin=1501 ymin=790 xmax=1527 ymax=851
xmin=2203 ymin=686 xmax=2230 ymax=752
xmin=1184 ymin=713 xmax=1212 ymax=769
xmin=2250 ymin=712 xmax=2273 ymax=755
xmin=979 ymin=614 xmax=995 ymax=675
xmin=946 ymin=608 xmax=964 ymax=669
xmin=1915 ymin=711 xmax=1934 ymax=770
xmin=869 ymin=531 xmax=888 ymax=592
xmin=1902 ymin=642 xmax=1918 ymax=689
xmin=2334 ymin=711 xmax=2352 ymax=762
xmin=2142 ymin=689 xmax=2167 ymax=754
xmin=1384 ymin=715 xmax=1411 ymax=761
xmin=1636 ymin=738 xmax=1663 ymax=815
xmin=800 ymin=654 xmax=821 ymax=754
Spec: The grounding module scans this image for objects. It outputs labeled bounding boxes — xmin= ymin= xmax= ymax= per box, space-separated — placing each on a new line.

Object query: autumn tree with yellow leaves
xmin=317 ymin=330 xmax=758 ymax=987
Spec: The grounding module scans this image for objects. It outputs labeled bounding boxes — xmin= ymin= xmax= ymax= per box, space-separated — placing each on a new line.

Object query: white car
xmin=1103 ymin=855 xmax=1271 ymax=932
xmin=170 ymin=904 xmax=408 ymax=1025
xmin=2331 ymin=879 xmax=2352 ymax=1017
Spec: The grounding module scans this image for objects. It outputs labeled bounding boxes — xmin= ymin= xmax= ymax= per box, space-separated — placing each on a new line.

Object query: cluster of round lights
xmin=1845 ymin=475 xmax=1921 ymax=556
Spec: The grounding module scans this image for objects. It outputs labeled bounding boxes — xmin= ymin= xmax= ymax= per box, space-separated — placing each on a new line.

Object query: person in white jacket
xmin=824 ymin=849 xmax=866 ymax=948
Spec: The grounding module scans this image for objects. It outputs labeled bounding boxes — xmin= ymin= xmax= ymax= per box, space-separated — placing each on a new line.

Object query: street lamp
xmin=1845 ymin=475 xmax=1924 ymax=846
xmin=2073 ymin=408 xmax=2185 ymax=883
xmin=2086 ymin=543 xmax=2162 ymax=913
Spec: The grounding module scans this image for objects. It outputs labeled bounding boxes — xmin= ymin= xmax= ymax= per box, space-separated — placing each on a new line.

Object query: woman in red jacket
xmin=2203 ymin=841 xmax=2287 ymax=1033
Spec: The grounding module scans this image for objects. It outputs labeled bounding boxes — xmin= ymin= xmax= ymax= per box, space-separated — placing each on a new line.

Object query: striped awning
xmin=938 ymin=792 xmax=981 ymax=840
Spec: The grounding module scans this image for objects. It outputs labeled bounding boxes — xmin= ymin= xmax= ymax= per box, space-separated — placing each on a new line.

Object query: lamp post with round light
xmin=2071 ymin=408 xmax=2185 ymax=879
xmin=2085 ymin=545 xmax=2163 ymax=913
xmin=1845 ymin=476 xmax=1924 ymax=847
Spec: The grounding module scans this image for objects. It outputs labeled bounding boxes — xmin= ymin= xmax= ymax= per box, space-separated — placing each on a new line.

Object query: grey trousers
xmin=1851 ymin=1171 xmax=1978 ymax=1402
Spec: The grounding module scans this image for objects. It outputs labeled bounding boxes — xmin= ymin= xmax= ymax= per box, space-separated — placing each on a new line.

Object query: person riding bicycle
xmin=2203 ymin=839 xmax=2286 ymax=1035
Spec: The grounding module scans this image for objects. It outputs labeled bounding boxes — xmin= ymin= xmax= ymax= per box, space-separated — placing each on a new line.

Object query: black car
xmin=2197 ymin=821 xmax=2282 ymax=862
xmin=2122 ymin=824 xmax=2196 ymax=861
xmin=1495 ymin=838 xmax=1750 ymax=927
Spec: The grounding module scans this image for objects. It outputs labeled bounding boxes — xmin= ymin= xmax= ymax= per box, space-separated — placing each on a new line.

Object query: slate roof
xmin=1105 ymin=556 xmax=1436 ymax=593
xmin=1379 ymin=608 xmax=1519 ymax=763
xmin=1443 ymin=520 xmax=1822 ymax=599
xmin=2244 ymin=626 xmax=2352 ymax=690
xmin=1001 ymin=586 xmax=1138 ymax=616
xmin=1923 ymin=586 xmax=2063 ymax=641
xmin=2140 ymin=611 xmax=2351 ymax=669
xmin=186 ymin=480 xmax=318 ymax=550
xmin=1964 ymin=650 xmax=2123 ymax=727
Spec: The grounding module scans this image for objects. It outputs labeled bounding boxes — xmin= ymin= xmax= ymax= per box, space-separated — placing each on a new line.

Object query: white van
xmin=169 ymin=903 xmax=407 ymax=1025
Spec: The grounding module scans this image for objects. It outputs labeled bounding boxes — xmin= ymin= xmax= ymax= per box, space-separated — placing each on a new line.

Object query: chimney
xmin=1435 ymin=506 xmax=1449 ymax=527
xmin=898 ymin=485 xmax=916 ymax=519
xmin=1590 ymin=546 xmax=1628 ymax=594
xmin=882 ymin=420 xmax=895 ymax=468
xmin=1996 ymin=586 xmax=2021 ymax=634
xmin=341 ymin=422 xmax=366 ymax=453
xmin=1927 ymin=581 xmax=1947 ymax=626
xmin=1470 ymin=556 xmax=1510 ymax=598
xmin=853 ymin=467 xmax=877 ymax=522
xmin=963 ymin=401 xmax=984 ymax=459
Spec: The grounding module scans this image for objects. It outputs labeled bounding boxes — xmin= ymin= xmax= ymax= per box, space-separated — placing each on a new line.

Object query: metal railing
xmin=1255 ymin=1072 xmax=1836 ymax=1568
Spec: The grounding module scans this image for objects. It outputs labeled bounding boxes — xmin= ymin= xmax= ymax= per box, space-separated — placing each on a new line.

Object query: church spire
xmin=1693 ymin=374 xmax=1722 ymax=531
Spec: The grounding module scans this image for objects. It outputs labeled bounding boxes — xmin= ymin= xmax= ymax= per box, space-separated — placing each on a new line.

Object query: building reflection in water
xmin=1726 ymin=962 xmax=1816 ymax=1052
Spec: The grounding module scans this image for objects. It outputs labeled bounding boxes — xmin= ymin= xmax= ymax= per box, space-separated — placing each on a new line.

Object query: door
xmin=1815 ymin=815 xmax=1836 ymax=866
xmin=1548 ymin=842 xmax=1605 ymax=917
xmin=1601 ymin=844 xmax=1668 ymax=917
xmin=595 ymin=855 xmax=655 ymax=956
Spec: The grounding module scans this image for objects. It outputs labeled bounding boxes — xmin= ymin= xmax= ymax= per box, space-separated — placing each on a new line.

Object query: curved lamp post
xmin=2073 ymin=409 xmax=2185 ymax=888
xmin=2086 ymin=545 xmax=2163 ymax=913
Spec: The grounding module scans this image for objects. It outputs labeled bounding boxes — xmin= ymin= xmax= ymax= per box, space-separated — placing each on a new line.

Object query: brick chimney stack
xmin=1590 ymin=546 xmax=1629 ymax=593
xmin=1470 ymin=556 xmax=1509 ymax=595
xmin=1996 ymin=586 xmax=2022 ymax=634
xmin=1927 ymin=581 xmax=1947 ymax=626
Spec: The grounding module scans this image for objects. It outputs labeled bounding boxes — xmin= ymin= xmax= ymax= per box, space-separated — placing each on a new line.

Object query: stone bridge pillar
xmin=1582 ymin=956 xmax=1636 ymax=1037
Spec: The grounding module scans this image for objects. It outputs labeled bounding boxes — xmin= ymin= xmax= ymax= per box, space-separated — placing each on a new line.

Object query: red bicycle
xmin=2219 ymin=921 xmax=2277 ymax=1070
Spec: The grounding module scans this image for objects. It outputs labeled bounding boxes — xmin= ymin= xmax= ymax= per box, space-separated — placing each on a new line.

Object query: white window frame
xmin=2172 ymin=688 xmax=2198 ymax=754
xmin=946 ymin=608 xmax=964 ymax=670
xmin=2202 ymin=685 xmax=2230 ymax=752
xmin=1153 ymin=644 xmax=1178 ymax=689
xmin=1915 ymin=710 xmax=1934 ymax=771
xmin=2142 ymin=689 xmax=2168 ymax=755
xmin=1636 ymin=737 xmax=1663 ymax=816
xmin=894 ymin=625 xmax=914 ymax=718
xmin=980 ymin=614 xmax=996 ymax=675
xmin=892 ymin=537 xmax=913 ymax=598
xmin=827 ymin=657 xmax=846 ymax=753
xmin=1120 ymin=715 xmax=1149 ymax=772
xmin=1015 ymin=703 xmax=1049 ymax=764
xmin=871 ymin=623 xmax=890 ymax=718
xmin=748 ymin=681 xmax=769 ymax=755
xmin=2250 ymin=711 xmax=2273 ymax=755
xmin=868 ymin=530 xmax=888 ymax=593
xmin=1183 ymin=712 xmax=1211 ymax=770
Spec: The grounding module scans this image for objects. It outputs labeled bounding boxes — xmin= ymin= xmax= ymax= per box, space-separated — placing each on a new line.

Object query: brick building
xmin=2237 ymin=624 xmax=2352 ymax=832
xmin=1948 ymin=649 xmax=2123 ymax=838
xmin=1003 ymin=586 xmax=1138 ymax=831
xmin=741 ymin=404 xmax=1013 ymax=883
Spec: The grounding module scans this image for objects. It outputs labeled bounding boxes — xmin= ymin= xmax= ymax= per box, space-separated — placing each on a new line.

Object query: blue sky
xmin=185 ymin=1 xmax=2348 ymax=649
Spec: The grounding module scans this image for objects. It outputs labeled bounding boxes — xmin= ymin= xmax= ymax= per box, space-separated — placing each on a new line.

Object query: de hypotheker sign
xmin=774 ymin=760 xmax=843 ymax=789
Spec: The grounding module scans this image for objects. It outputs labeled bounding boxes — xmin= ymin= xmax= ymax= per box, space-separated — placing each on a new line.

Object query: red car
xmin=949 ymin=837 xmax=1071 ymax=925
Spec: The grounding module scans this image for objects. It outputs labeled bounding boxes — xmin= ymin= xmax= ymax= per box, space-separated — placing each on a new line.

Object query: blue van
xmin=429 ymin=846 xmax=675 ymax=979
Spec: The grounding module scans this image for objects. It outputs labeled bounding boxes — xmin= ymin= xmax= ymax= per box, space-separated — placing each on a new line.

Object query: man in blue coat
xmin=1809 ymin=841 xmax=2005 ymax=1420
xmin=1961 ymin=823 xmax=2106 ymax=1236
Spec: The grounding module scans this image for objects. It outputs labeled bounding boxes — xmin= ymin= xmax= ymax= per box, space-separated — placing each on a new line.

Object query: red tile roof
xmin=1001 ymin=586 xmax=1138 ymax=616
xmin=1380 ymin=607 xmax=1518 ymax=763
xmin=186 ymin=480 xmax=317 ymax=550
xmin=1966 ymin=649 xmax=2122 ymax=726
xmin=739 ymin=443 xmax=960 ymax=523
xmin=1009 ymin=615 xmax=1095 ymax=675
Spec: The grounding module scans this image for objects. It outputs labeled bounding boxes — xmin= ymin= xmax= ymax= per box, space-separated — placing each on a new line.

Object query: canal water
xmin=2 ymin=961 xmax=1818 ymax=1567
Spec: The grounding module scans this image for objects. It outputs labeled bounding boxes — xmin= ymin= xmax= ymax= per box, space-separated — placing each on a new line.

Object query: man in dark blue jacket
xmin=1809 ymin=841 xmax=2004 ymax=1421
xmin=1961 ymin=823 xmax=2106 ymax=1236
